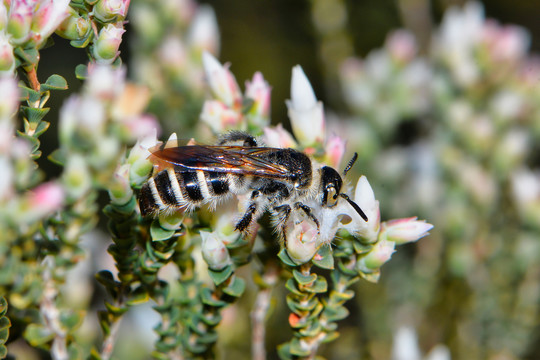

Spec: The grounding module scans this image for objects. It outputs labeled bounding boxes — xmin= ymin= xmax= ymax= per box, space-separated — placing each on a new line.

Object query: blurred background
xmin=32 ymin=0 xmax=540 ymax=359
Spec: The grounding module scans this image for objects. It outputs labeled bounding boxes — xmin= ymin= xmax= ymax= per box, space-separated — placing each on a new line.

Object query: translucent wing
xmin=149 ymin=145 xmax=291 ymax=179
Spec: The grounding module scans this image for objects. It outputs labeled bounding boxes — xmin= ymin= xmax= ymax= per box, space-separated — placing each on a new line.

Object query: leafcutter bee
xmin=139 ymin=131 xmax=367 ymax=235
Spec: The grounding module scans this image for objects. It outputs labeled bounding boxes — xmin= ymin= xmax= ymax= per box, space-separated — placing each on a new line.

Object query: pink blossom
xmin=28 ymin=181 xmax=65 ymax=215
xmin=481 ymin=21 xmax=529 ymax=63
xmin=31 ymin=0 xmax=70 ymax=45
xmin=324 ymin=134 xmax=346 ymax=169
xmin=202 ymin=51 xmax=242 ymax=108
xmin=0 ymin=33 xmax=14 ymax=72
xmin=0 ymin=74 xmax=19 ymax=120
xmin=386 ymin=30 xmax=417 ymax=63
xmin=92 ymin=22 xmax=126 ymax=64
xmin=200 ymin=99 xmax=243 ymax=133
xmin=356 ymin=239 xmax=395 ymax=272
xmin=201 ymin=230 xmax=232 ymax=270
xmin=380 ymin=217 xmax=433 ymax=245
xmin=245 ymin=72 xmax=271 ymax=127
xmin=93 ymin=0 xmax=130 ymax=22
xmin=262 ymin=124 xmax=297 ymax=149
xmin=285 ymin=219 xmax=320 ymax=264
xmin=187 ymin=5 xmax=219 ymax=54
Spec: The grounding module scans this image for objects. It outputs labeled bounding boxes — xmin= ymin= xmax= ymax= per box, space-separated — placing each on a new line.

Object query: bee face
xmin=320 ymin=166 xmax=343 ymax=208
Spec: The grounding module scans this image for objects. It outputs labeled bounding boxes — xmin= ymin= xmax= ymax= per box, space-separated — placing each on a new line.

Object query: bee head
xmin=320 ymin=166 xmax=343 ymax=207
xmin=320 ymin=153 xmax=368 ymax=222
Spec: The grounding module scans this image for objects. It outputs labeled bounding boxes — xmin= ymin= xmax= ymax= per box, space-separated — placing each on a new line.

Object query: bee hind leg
xmin=217 ymin=131 xmax=258 ymax=147
xmin=235 ymin=190 xmax=263 ymax=234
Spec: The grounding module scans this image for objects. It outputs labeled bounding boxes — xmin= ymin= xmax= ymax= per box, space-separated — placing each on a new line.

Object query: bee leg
xmin=235 ymin=190 xmax=262 ymax=233
xmin=217 ymin=131 xmax=258 ymax=147
xmin=294 ymin=202 xmax=320 ymax=233
xmin=273 ymin=204 xmax=292 ymax=245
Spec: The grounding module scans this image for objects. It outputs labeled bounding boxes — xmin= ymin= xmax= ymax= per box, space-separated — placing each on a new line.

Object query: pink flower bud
xmin=200 ymin=99 xmax=243 ymax=133
xmin=0 ymin=74 xmax=19 ymax=120
xmin=93 ymin=0 xmax=130 ymax=23
xmin=86 ymin=64 xmax=126 ymax=100
xmin=127 ymin=129 xmax=158 ymax=186
xmin=108 ymin=164 xmax=133 ymax=205
xmin=187 ymin=5 xmax=219 ymax=54
xmin=380 ymin=217 xmax=433 ymax=245
xmin=285 ymin=220 xmax=320 ymax=264
xmin=55 ymin=9 xmax=91 ymax=41
xmin=324 ymin=134 xmax=346 ymax=169
xmin=356 ymin=239 xmax=395 ymax=272
xmin=386 ymin=30 xmax=417 ymax=63
xmin=27 ymin=181 xmax=65 ymax=218
xmin=245 ymin=72 xmax=271 ymax=128
xmin=31 ymin=0 xmax=70 ymax=45
xmin=286 ymin=66 xmax=325 ymax=146
xmin=7 ymin=0 xmax=35 ymax=44
xmin=262 ymin=124 xmax=297 ymax=149
xmin=201 ymin=230 xmax=231 ymax=270
xmin=92 ymin=22 xmax=125 ymax=64
xmin=202 ymin=51 xmax=242 ymax=108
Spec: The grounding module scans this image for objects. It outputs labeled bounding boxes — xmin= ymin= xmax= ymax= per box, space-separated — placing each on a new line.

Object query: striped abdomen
xmin=139 ymin=168 xmax=241 ymax=216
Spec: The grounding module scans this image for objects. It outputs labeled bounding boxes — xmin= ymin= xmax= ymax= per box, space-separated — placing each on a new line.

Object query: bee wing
xmin=149 ymin=145 xmax=291 ymax=179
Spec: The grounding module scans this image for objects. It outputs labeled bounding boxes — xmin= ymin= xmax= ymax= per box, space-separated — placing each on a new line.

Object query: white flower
xmin=262 ymin=124 xmax=297 ymax=149
xmin=380 ymin=217 xmax=433 ymax=245
xmin=285 ymin=219 xmax=320 ymax=265
xmin=391 ymin=326 xmax=421 ymax=360
xmin=201 ymin=230 xmax=231 ymax=270
xmin=187 ymin=5 xmax=219 ymax=54
xmin=340 ymin=176 xmax=380 ymax=243
xmin=286 ymin=66 xmax=325 ymax=146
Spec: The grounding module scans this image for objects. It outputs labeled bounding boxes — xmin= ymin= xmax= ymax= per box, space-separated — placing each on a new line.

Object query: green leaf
xmin=150 ymin=219 xmax=175 ymax=241
xmin=222 ymin=276 xmax=245 ymax=297
xmin=353 ymin=240 xmax=374 ymax=254
xmin=21 ymin=106 xmax=50 ymax=126
xmin=284 ymin=278 xmax=302 ymax=296
xmin=24 ymin=324 xmax=54 ymax=346
xmin=104 ymin=301 xmax=128 ymax=316
xmin=14 ymin=47 xmax=39 ymax=65
xmin=292 ymin=269 xmax=317 ymax=285
xmin=18 ymin=85 xmax=35 ymax=101
xmin=0 ymin=345 xmax=7 ymax=358
xmin=0 ymin=317 xmax=9 ymax=333
xmin=200 ymin=288 xmax=226 ymax=308
xmin=41 ymin=74 xmax=68 ymax=91
xmin=59 ymin=310 xmax=84 ymax=332
xmin=95 ymin=270 xmax=117 ymax=290
xmin=277 ymin=343 xmax=293 ymax=360
xmin=75 ymin=64 xmax=88 ymax=80
xmin=126 ymin=286 xmax=150 ymax=305
xmin=312 ymin=245 xmax=334 ymax=270
xmin=288 ymin=338 xmax=311 ymax=357
xmin=322 ymin=305 xmax=349 ymax=323
xmin=0 ymin=298 xmax=7 ymax=316
xmin=306 ymin=277 xmax=327 ymax=294
xmin=277 ymin=248 xmax=298 ymax=267
xmin=207 ymin=265 xmax=234 ymax=286
xmin=48 ymin=149 xmax=66 ymax=166
xmin=70 ymin=34 xmax=93 ymax=48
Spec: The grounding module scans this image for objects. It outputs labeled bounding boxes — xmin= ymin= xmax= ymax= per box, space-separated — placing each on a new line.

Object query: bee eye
xmin=326 ymin=186 xmax=338 ymax=207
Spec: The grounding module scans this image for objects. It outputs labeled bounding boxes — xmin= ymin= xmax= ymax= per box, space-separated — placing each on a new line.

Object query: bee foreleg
xmin=217 ymin=131 xmax=258 ymax=147
xmin=294 ymin=202 xmax=320 ymax=233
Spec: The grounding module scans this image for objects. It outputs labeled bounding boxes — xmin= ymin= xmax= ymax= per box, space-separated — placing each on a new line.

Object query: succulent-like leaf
xmin=41 ymin=74 xmax=68 ymax=91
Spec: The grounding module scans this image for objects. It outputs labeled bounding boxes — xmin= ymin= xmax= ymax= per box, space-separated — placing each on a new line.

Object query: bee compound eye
xmin=326 ymin=186 xmax=338 ymax=207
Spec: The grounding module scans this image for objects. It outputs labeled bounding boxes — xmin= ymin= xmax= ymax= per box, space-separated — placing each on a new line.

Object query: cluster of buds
xmin=200 ymin=52 xmax=271 ymax=134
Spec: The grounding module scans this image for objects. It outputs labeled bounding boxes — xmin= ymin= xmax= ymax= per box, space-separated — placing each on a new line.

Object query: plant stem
xmin=251 ymin=264 xmax=278 ymax=360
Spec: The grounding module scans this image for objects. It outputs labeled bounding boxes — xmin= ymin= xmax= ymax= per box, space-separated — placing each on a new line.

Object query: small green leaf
xmin=284 ymin=278 xmax=302 ymax=296
xmin=278 ymin=248 xmax=298 ymax=267
xmin=222 ymin=276 xmax=245 ymax=297
xmin=353 ymin=240 xmax=373 ymax=254
xmin=150 ymin=220 xmax=175 ymax=241
xmin=322 ymin=305 xmax=349 ymax=322
xmin=207 ymin=265 xmax=233 ymax=286
xmin=312 ymin=245 xmax=334 ymax=270
xmin=70 ymin=34 xmax=93 ymax=48
xmin=48 ymin=149 xmax=66 ymax=166
xmin=24 ymin=324 xmax=54 ymax=346
xmin=292 ymin=269 xmax=317 ymax=285
xmin=306 ymin=277 xmax=327 ymax=294
xmin=277 ymin=343 xmax=293 ymax=360
xmin=95 ymin=270 xmax=117 ymax=289
xmin=41 ymin=74 xmax=68 ymax=91
xmin=75 ymin=64 xmax=88 ymax=80
xmin=0 ymin=317 xmax=11 ymax=334
xmin=200 ymin=287 xmax=227 ymax=307
xmin=104 ymin=301 xmax=128 ymax=316
xmin=126 ymin=286 xmax=150 ymax=305
xmin=0 ymin=298 xmax=7 ymax=316
xmin=59 ymin=310 xmax=84 ymax=331
xmin=21 ymin=106 xmax=50 ymax=126
xmin=15 ymin=47 xmax=39 ymax=65
xmin=288 ymin=338 xmax=311 ymax=357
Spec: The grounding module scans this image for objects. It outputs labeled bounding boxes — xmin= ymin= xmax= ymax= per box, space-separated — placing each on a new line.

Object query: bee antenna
xmin=343 ymin=153 xmax=358 ymax=177
xmin=340 ymin=193 xmax=368 ymax=222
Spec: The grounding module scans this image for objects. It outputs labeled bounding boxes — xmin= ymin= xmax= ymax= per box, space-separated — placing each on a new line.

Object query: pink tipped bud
xmin=201 ymin=231 xmax=232 ymax=270
xmin=127 ymin=129 xmax=158 ymax=186
xmin=324 ymin=134 xmax=346 ymax=169
xmin=92 ymin=22 xmax=125 ymax=64
xmin=200 ymin=99 xmax=243 ymax=133
xmin=380 ymin=217 xmax=433 ymax=245
xmin=356 ymin=239 xmax=395 ymax=273
xmin=0 ymin=32 xmax=14 ymax=73
xmin=31 ymin=0 xmax=70 ymax=45
xmin=27 ymin=181 xmax=65 ymax=220
xmin=245 ymin=72 xmax=271 ymax=128
xmin=7 ymin=0 xmax=35 ymax=44
xmin=386 ymin=30 xmax=417 ymax=63
xmin=202 ymin=51 xmax=242 ymax=108
xmin=262 ymin=124 xmax=297 ymax=149
xmin=0 ymin=74 xmax=19 ymax=120
xmin=285 ymin=220 xmax=320 ymax=265
xmin=286 ymin=66 xmax=325 ymax=146
xmin=93 ymin=0 xmax=130 ymax=23
xmin=187 ymin=5 xmax=219 ymax=54
xmin=108 ymin=164 xmax=133 ymax=205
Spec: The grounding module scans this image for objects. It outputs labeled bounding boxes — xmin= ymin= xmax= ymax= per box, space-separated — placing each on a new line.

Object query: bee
xmin=139 ymin=131 xmax=367 ymax=236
